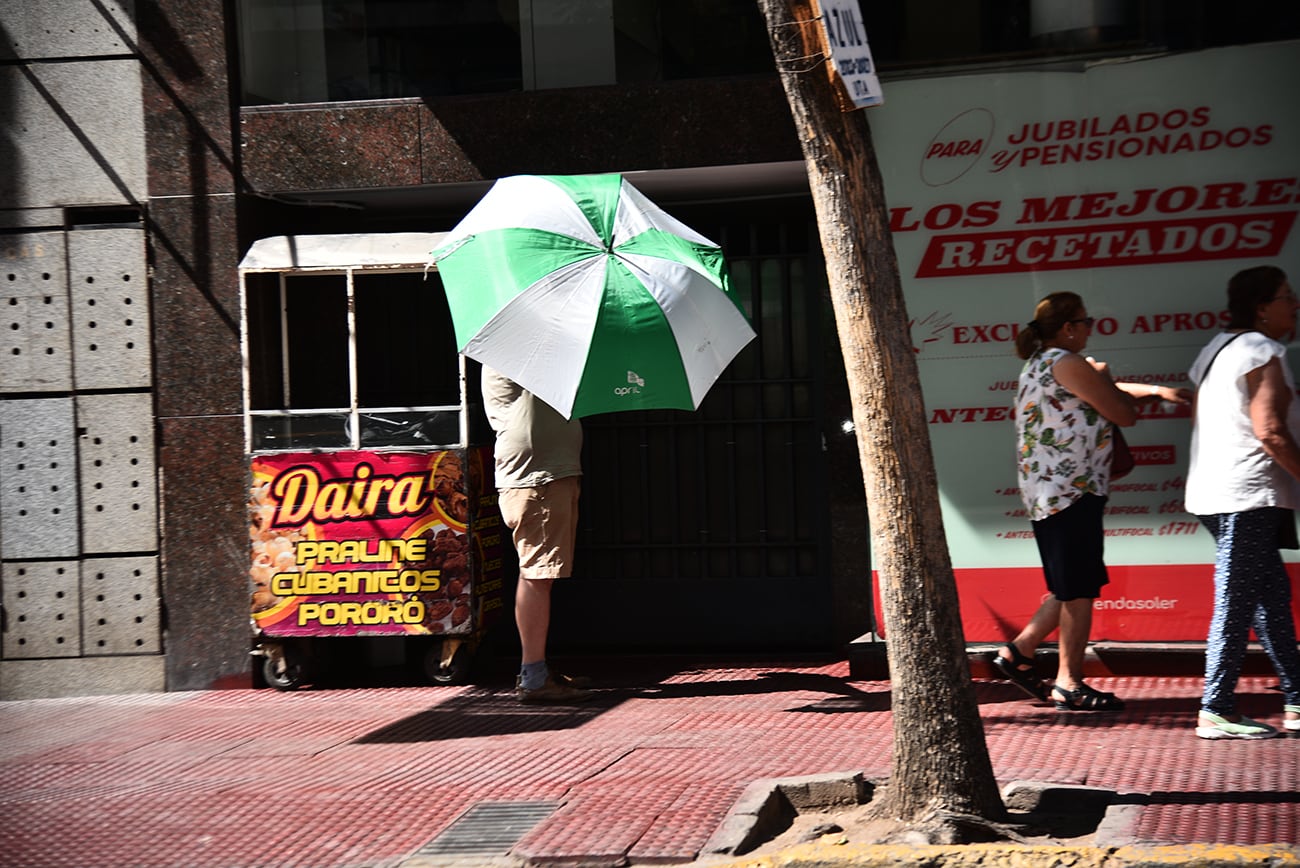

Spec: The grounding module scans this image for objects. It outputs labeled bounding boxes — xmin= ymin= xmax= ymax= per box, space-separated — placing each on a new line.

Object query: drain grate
xmin=413 ymin=801 xmax=561 ymax=856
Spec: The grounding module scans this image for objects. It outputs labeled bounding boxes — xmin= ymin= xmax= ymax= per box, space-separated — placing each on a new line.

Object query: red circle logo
xmin=921 ymin=108 xmax=995 ymax=187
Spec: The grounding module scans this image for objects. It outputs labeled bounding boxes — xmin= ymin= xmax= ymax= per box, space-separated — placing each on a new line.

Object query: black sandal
xmin=1052 ymin=682 xmax=1124 ymax=712
xmin=992 ymin=643 xmax=1047 ymax=701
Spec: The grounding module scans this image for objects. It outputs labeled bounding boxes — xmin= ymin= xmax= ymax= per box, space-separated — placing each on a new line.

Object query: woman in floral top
xmin=992 ymin=291 xmax=1189 ymax=711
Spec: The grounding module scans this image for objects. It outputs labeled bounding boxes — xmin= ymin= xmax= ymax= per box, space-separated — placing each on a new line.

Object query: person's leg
xmin=1248 ymin=510 xmax=1300 ymax=716
xmin=1030 ymin=495 xmax=1104 ymax=673
xmin=516 ymin=576 xmax=554 ymax=670
xmin=502 ymin=479 xmax=588 ymax=702
xmin=499 ymin=486 xmax=556 ymax=691
xmin=1003 ymin=507 xmax=1074 ymax=670
xmin=1000 ymin=596 xmax=1061 ymax=662
xmin=1054 ymin=597 xmax=1094 ymax=692
xmin=1199 ymin=511 xmax=1264 ymax=720
xmin=1050 ymin=595 xmax=1125 ymax=709
xmin=993 ymin=595 xmax=1060 ymax=701
xmin=1037 ymin=495 xmax=1120 ymax=710
xmin=1193 ymin=512 xmax=1281 ymax=738
xmin=1254 ymin=594 xmax=1300 ymax=730
xmin=1000 ymin=498 xmax=1103 ymax=700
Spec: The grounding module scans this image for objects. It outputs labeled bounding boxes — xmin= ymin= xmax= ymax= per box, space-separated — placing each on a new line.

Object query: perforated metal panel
xmin=0 ymin=0 xmax=138 ymax=59
xmin=68 ymin=228 xmax=152 ymax=390
xmin=81 ymin=556 xmax=160 ymax=655
xmin=77 ymin=393 xmax=158 ymax=553
xmin=0 ymin=61 xmax=147 ymax=210
xmin=0 ymin=398 xmax=79 ymax=558
xmin=0 ymin=232 xmax=73 ymax=393
xmin=1 ymin=561 xmax=81 ymax=658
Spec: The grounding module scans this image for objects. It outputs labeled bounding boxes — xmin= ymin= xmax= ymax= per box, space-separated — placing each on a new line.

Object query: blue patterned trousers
xmin=1198 ymin=508 xmax=1300 ymax=715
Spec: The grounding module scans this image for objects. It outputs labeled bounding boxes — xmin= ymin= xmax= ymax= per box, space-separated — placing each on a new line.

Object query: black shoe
xmin=552 ymin=670 xmax=593 ymax=689
xmin=1052 ymin=682 xmax=1123 ymax=712
xmin=992 ymin=643 xmax=1047 ymax=702
xmin=516 ymin=676 xmax=592 ymax=704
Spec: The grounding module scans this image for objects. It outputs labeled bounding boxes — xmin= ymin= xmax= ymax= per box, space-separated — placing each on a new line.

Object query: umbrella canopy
xmin=429 ymin=173 xmax=756 ymax=419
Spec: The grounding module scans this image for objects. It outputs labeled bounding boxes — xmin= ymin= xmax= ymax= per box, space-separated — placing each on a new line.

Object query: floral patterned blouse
xmin=1016 ymin=347 xmax=1115 ymax=521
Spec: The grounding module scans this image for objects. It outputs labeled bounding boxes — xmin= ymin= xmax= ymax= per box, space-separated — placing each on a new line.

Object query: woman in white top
xmin=1185 ymin=265 xmax=1300 ymax=739
xmin=996 ymin=291 xmax=1187 ymax=711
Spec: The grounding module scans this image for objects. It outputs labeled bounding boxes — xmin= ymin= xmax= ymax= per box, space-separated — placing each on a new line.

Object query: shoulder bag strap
xmin=1198 ymin=330 xmax=1252 ymax=389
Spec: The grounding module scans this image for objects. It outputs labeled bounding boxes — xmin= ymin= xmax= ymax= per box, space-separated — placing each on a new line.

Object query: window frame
xmin=238 ymin=233 xmax=467 ymax=454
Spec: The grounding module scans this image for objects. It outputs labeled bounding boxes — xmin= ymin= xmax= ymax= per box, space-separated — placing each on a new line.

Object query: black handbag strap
xmin=1198 ymin=330 xmax=1252 ymax=389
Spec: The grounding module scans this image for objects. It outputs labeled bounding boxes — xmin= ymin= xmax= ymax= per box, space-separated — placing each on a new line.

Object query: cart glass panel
xmin=244 ymin=268 xmax=464 ymax=450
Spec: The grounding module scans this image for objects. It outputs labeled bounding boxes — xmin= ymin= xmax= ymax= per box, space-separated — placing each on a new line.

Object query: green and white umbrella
xmin=429 ymin=173 xmax=756 ymax=419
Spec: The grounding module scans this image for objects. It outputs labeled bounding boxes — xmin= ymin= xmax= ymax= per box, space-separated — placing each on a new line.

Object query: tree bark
xmin=757 ymin=0 xmax=1004 ymax=823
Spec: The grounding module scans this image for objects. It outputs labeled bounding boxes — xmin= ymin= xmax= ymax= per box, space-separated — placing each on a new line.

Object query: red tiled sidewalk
xmin=0 ymin=661 xmax=1296 ymax=867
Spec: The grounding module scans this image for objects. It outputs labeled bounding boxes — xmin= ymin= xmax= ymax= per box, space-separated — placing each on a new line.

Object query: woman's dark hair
xmin=1226 ymin=265 xmax=1288 ymax=328
xmin=1015 ymin=291 xmax=1084 ymax=360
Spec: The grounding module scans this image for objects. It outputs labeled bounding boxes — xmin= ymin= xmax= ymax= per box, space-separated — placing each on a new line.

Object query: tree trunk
xmin=757 ymin=0 xmax=1004 ymax=824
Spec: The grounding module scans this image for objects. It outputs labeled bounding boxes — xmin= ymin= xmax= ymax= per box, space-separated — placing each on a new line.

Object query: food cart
xmin=238 ymin=233 xmax=506 ymax=689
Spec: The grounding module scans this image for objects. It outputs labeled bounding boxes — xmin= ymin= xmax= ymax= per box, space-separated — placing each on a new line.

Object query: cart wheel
xmin=262 ymin=643 xmax=305 ymax=691
xmin=424 ymin=639 xmax=473 ymax=685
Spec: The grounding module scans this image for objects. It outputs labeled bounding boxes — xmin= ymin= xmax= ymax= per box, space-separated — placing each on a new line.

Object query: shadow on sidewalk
xmin=353 ymin=687 xmax=612 ymax=742
xmin=354 ymin=670 xmax=892 ymax=743
xmin=1150 ymin=790 xmax=1300 ymax=805
xmin=974 ymin=689 xmax=1292 ymax=725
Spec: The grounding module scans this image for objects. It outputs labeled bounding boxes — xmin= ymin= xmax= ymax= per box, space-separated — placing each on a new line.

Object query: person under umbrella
xmin=432 ymin=174 xmax=756 ymax=703
xmin=482 ymin=367 xmax=591 ymax=704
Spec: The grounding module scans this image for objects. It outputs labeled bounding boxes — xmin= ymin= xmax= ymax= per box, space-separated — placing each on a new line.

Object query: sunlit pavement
xmin=1 ymin=657 xmax=1296 ymax=867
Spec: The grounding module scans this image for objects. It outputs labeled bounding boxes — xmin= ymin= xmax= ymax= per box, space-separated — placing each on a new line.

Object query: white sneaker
xmin=1195 ymin=712 xmax=1278 ymax=740
xmin=1284 ymin=705 xmax=1300 ymax=732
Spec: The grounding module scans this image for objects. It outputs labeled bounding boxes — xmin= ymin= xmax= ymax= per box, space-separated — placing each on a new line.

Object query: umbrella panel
xmin=574 ymin=258 xmax=693 ymax=417
xmin=432 ymin=173 xmax=755 ymax=419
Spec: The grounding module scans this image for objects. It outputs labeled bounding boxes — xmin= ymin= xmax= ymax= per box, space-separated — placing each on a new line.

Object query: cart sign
xmin=248 ymin=449 xmax=504 ymax=637
xmin=817 ymin=0 xmax=882 ymax=109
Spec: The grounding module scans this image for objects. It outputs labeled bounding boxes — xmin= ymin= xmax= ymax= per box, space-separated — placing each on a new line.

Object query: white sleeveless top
xmin=1185 ymin=331 xmax=1300 ymax=515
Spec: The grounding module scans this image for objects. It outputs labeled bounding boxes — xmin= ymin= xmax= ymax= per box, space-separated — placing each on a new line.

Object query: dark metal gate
xmin=556 ymin=199 xmax=834 ymax=652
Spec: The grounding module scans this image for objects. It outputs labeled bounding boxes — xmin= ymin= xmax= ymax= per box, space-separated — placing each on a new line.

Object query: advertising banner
xmin=867 ymin=41 xmax=1300 ymax=640
xmin=248 ymin=448 xmax=505 ymax=638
